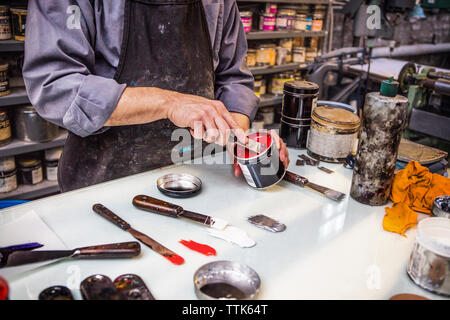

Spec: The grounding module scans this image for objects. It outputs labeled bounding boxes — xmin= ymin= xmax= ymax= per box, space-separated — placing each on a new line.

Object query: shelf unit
xmin=1 ymin=32 xmax=63 ymax=200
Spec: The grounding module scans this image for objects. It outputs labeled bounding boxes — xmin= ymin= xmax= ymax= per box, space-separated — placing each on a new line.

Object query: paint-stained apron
xmin=58 ymin=0 xmax=215 ymax=192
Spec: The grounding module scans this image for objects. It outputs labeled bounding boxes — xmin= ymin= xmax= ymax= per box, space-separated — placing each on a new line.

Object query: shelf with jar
xmin=0 ymin=145 xmax=63 ymax=200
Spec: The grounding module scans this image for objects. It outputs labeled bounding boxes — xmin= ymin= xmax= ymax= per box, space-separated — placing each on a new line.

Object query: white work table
xmin=0 ymin=149 xmax=447 ymax=300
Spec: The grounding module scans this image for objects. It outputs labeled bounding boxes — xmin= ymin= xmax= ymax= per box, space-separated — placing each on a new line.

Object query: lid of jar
xmin=312 ymin=106 xmax=360 ymax=126
xmin=247 ymin=48 xmax=256 ymax=53
xmin=18 ymin=158 xmax=41 ymax=168
xmin=258 ymin=43 xmax=276 ymax=49
xmin=279 ymin=5 xmax=302 ymax=10
xmin=283 ymin=80 xmax=319 ymax=94
xmin=239 ymin=11 xmax=252 ymax=17
xmin=14 ymin=105 xmax=36 ymax=113
xmin=0 ymin=63 xmax=8 ymax=71
xmin=0 ymin=156 xmax=15 ymax=172
xmin=261 ymin=12 xmax=276 ymax=17
xmin=45 ymin=147 xmax=63 ymax=161
xmin=274 ymin=72 xmax=294 ymax=78
xmin=10 ymin=7 xmax=27 ymax=13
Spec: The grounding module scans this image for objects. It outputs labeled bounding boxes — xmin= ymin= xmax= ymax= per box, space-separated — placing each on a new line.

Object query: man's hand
xmin=166 ymin=91 xmax=246 ymax=145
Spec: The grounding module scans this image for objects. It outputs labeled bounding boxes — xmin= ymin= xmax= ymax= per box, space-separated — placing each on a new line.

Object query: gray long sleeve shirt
xmin=23 ymin=0 xmax=258 ymax=138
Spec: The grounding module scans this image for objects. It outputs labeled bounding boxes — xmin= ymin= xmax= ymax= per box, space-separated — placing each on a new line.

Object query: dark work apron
xmin=58 ymin=0 xmax=215 ymax=192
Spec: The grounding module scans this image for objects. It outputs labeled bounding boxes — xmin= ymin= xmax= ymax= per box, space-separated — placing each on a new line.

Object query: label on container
xmin=239 ymin=164 xmax=256 ymax=188
xmin=31 ymin=167 xmax=43 ymax=184
xmin=0 ymin=174 xmax=17 ymax=193
xmin=241 ymin=16 xmax=252 ymax=33
xmin=0 ymin=119 xmax=11 ymax=141
xmin=307 ymin=126 xmax=357 ymax=159
xmin=0 ymin=15 xmax=11 ymax=40
xmin=46 ymin=165 xmax=58 ymax=181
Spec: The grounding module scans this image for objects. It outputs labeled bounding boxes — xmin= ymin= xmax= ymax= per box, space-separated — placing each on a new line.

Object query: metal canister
xmin=17 ymin=158 xmax=43 ymax=185
xmin=407 ymin=217 xmax=450 ymax=297
xmin=0 ymin=63 xmax=10 ymax=97
xmin=253 ymin=75 xmax=266 ymax=97
xmin=280 ymin=81 xmax=319 ymax=149
xmin=270 ymin=72 xmax=294 ymax=95
xmin=13 ymin=105 xmax=60 ymax=142
xmin=0 ymin=6 xmax=11 ymax=40
xmin=10 ymin=7 xmax=26 ymax=41
xmin=276 ymin=9 xmax=296 ymax=30
xmin=350 ymin=79 xmax=408 ymax=206
xmin=0 ymin=168 xmax=17 ymax=193
xmin=0 ymin=109 xmax=11 ymax=146
xmin=234 ymin=130 xmax=286 ymax=189
xmin=44 ymin=147 xmax=63 ymax=182
xmin=311 ymin=5 xmax=326 ymax=31
xmin=306 ymin=106 xmax=360 ymax=163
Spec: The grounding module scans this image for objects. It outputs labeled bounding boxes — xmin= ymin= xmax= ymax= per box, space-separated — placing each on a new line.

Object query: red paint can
xmin=234 ymin=130 xmax=286 ymax=189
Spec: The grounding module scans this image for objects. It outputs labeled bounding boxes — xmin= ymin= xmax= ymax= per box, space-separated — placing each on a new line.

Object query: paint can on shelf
xmin=17 ymin=158 xmax=43 ymax=185
xmin=44 ymin=147 xmax=63 ymax=182
xmin=259 ymin=13 xmax=276 ymax=31
xmin=239 ymin=11 xmax=252 ymax=33
xmin=259 ymin=107 xmax=275 ymax=126
xmin=280 ymin=81 xmax=319 ymax=149
xmin=13 ymin=105 xmax=60 ymax=142
xmin=0 ymin=109 xmax=11 ymax=147
xmin=270 ymin=72 xmax=294 ymax=95
xmin=245 ymin=49 xmax=256 ymax=67
xmin=0 ymin=63 xmax=10 ymax=97
xmin=256 ymin=44 xmax=276 ymax=67
xmin=292 ymin=47 xmax=306 ymax=63
xmin=0 ymin=156 xmax=17 ymax=194
xmin=276 ymin=9 xmax=296 ymax=30
xmin=253 ymin=75 xmax=266 ymax=97
xmin=234 ymin=130 xmax=285 ymax=189
xmin=10 ymin=7 xmax=26 ymax=41
xmin=0 ymin=6 xmax=11 ymax=40
xmin=306 ymin=106 xmax=360 ymax=163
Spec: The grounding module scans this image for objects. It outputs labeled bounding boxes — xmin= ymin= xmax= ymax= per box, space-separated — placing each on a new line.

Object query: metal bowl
xmin=432 ymin=195 xmax=450 ymax=219
xmin=156 ymin=173 xmax=202 ymax=198
xmin=193 ymin=261 xmax=261 ymax=300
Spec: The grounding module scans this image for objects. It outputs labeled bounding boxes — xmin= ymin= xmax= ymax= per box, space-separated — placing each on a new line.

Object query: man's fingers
xmin=214 ymin=116 xmax=231 ymax=146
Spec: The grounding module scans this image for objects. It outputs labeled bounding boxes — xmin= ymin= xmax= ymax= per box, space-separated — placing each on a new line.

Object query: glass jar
xmin=246 ymin=49 xmax=256 ymax=67
xmin=279 ymin=38 xmax=293 ymax=63
xmin=239 ymin=11 xmax=253 ymax=33
xmin=0 ymin=6 xmax=11 ymax=40
xmin=256 ymin=44 xmax=276 ymax=66
xmin=260 ymin=13 xmax=276 ymax=31
xmin=276 ymin=46 xmax=288 ymax=65
xmin=270 ymin=72 xmax=295 ymax=95
xmin=0 ymin=63 xmax=10 ymax=97
xmin=292 ymin=47 xmax=306 ymax=63
xmin=0 ymin=109 xmax=11 ymax=147
xmin=17 ymin=158 xmax=43 ymax=185
xmin=253 ymin=75 xmax=266 ymax=97
xmin=276 ymin=9 xmax=296 ymax=30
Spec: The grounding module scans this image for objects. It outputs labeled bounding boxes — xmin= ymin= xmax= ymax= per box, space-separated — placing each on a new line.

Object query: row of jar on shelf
xmin=239 ymin=3 xmax=326 ymax=33
xmin=246 ymin=37 xmax=321 ymax=68
xmin=0 ymin=106 xmax=63 ymax=147
xmin=0 ymin=5 xmax=27 ymax=41
xmin=253 ymin=70 xmax=303 ymax=97
xmin=0 ymin=147 xmax=63 ymax=194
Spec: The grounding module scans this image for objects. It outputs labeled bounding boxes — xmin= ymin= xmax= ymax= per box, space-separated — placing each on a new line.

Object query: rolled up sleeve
xmin=214 ymin=2 xmax=259 ymax=121
xmin=23 ymin=0 xmax=126 ymax=137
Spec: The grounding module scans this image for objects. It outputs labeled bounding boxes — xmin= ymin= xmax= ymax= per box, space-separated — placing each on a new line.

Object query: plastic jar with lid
xmin=256 ymin=44 xmax=276 ymax=67
xmin=294 ymin=14 xmax=308 ymax=31
xmin=17 ymin=158 xmax=43 ymax=185
xmin=312 ymin=7 xmax=325 ymax=31
xmin=239 ymin=11 xmax=253 ymax=33
xmin=246 ymin=49 xmax=256 ymax=67
xmin=292 ymin=47 xmax=306 ymax=63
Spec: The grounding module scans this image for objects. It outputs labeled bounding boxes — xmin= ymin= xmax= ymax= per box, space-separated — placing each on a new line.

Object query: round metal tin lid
xmin=283 ymin=80 xmax=319 ymax=95
xmin=312 ymin=106 xmax=360 ymax=126
xmin=18 ymin=158 xmax=41 ymax=168
xmin=156 ymin=173 xmax=202 ymax=198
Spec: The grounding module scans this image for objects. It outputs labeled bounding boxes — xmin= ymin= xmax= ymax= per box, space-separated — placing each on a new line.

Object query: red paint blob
xmin=164 ymin=254 xmax=185 ymax=265
xmin=179 ymin=240 xmax=217 ymax=256
xmin=236 ymin=131 xmax=271 ymax=159
xmin=0 ymin=277 xmax=9 ymax=300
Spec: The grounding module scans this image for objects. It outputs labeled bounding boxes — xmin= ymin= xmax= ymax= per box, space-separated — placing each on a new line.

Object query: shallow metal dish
xmin=432 ymin=195 xmax=450 ymax=219
xmin=157 ymin=173 xmax=202 ymax=198
xmin=193 ymin=260 xmax=261 ymax=300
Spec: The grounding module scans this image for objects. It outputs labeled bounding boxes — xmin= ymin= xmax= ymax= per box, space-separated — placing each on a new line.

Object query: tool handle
xmin=132 ymin=195 xmax=183 ymax=218
xmin=283 ymin=171 xmax=309 ymax=186
xmin=74 ymin=242 xmax=141 ymax=259
xmin=92 ymin=204 xmax=130 ymax=230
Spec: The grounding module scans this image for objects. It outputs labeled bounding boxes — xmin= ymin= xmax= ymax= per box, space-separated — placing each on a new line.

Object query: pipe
xmin=371 ymin=43 xmax=450 ymax=58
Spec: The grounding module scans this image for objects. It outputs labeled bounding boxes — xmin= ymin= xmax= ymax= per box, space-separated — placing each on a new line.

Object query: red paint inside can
xmin=236 ymin=131 xmax=272 ymax=159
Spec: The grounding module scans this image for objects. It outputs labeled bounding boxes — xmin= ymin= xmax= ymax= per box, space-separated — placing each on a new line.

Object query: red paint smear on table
xmin=164 ymin=253 xmax=185 ymax=265
xmin=0 ymin=277 xmax=8 ymax=300
xmin=179 ymin=240 xmax=217 ymax=256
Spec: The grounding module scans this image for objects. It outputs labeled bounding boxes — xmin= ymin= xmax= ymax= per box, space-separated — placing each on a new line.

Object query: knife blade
xmin=132 ymin=195 xmax=228 ymax=230
xmin=1 ymin=242 xmax=141 ymax=268
xmin=283 ymin=170 xmax=346 ymax=201
xmin=92 ymin=204 xmax=184 ymax=265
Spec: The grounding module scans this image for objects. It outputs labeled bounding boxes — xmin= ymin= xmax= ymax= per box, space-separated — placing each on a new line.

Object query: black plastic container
xmin=280 ymin=80 xmax=319 ymax=149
